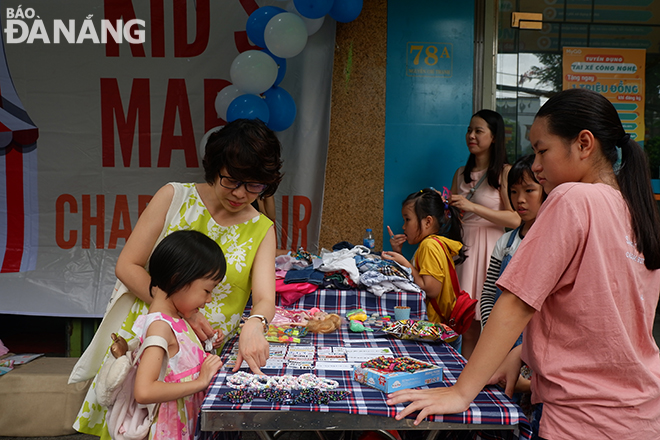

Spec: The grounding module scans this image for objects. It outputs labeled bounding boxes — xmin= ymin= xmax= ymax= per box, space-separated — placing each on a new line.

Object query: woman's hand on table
xmin=381 ymin=251 xmax=410 ymax=269
xmin=235 ymin=318 xmax=270 ymax=374
xmin=387 ymin=226 xmax=406 ymax=253
xmin=386 ymin=386 xmax=471 ymax=425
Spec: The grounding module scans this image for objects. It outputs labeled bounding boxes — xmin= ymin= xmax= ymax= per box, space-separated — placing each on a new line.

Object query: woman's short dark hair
xmin=463 ymin=109 xmax=508 ymax=189
xmin=149 ymin=230 xmax=227 ymax=297
xmin=202 ymin=119 xmax=283 ymax=198
xmin=507 ymin=154 xmax=546 ymax=205
xmin=536 ymin=88 xmax=660 ymax=270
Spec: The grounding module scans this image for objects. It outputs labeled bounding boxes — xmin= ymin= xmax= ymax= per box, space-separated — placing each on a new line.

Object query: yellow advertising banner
xmin=562 ymin=47 xmax=646 ymax=141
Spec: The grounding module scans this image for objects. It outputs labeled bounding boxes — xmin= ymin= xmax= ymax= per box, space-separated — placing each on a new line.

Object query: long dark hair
xmin=149 ymin=230 xmax=227 ymax=297
xmin=403 ymin=189 xmax=466 ymax=264
xmin=536 ymin=88 xmax=660 ymax=270
xmin=202 ymin=119 xmax=283 ymax=198
xmin=463 ymin=109 xmax=508 ymax=189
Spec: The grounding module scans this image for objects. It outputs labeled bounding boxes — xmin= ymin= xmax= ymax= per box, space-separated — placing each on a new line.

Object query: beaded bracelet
xmin=222 ymin=388 xmax=350 ymax=405
xmin=225 ymin=372 xmax=339 ymax=391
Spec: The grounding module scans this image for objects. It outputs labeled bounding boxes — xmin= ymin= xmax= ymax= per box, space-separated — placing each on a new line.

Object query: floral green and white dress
xmin=74 ymin=182 xmax=273 ymax=438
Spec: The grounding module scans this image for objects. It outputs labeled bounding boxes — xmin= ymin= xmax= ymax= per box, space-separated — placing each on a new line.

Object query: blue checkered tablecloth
xmin=276 ymin=288 xmax=427 ymax=321
xmin=201 ymin=290 xmax=531 ymax=440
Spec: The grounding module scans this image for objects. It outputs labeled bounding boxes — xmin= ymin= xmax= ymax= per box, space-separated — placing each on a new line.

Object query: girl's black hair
xmin=149 ymin=230 xmax=227 ymax=297
xmin=536 ymin=88 xmax=660 ymax=270
xmin=507 ymin=154 xmax=547 ymax=206
xmin=202 ymin=119 xmax=283 ymax=199
xmin=403 ymin=189 xmax=467 ymax=264
xmin=463 ymin=109 xmax=509 ymax=189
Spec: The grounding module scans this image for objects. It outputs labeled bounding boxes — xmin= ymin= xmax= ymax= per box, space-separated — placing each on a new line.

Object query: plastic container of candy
xmin=352 ymin=355 xmax=443 ymax=393
xmin=380 ymin=319 xmax=458 ymax=343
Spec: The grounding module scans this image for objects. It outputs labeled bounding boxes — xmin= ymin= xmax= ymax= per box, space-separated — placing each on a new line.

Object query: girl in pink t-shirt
xmin=387 ymin=88 xmax=660 ymax=440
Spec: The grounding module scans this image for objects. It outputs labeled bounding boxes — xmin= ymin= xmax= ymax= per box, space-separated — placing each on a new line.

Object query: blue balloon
xmin=329 ymin=0 xmax=362 ymax=23
xmin=263 ymin=87 xmax=297 ymax=131
xmin=246 ymin=6 xmax=285 ymax=48
xmin=293 ymin=0 xmax=334 ymax=20
xmin=227 ymin=94 xmax=270 ymax=124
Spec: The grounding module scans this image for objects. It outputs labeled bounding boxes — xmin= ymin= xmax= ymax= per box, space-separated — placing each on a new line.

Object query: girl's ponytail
xmin=617 ymin=135 xmax=660 ymax=270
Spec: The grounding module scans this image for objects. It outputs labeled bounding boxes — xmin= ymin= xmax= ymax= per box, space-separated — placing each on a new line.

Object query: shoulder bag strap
xmin=134 ymin=335 xmax=170 ymax=381
xmin=429 ymin=236 xmax=462 ymax=294
xmin=466 ymin=172 xmax=487 ymax=201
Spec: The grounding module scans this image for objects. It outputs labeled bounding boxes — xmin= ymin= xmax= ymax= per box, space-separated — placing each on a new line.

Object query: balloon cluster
xmin=215 ymin=0 xmax=363 ymax=132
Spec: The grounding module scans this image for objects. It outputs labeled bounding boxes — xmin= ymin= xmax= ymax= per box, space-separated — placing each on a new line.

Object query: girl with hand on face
xmin=387 ymin=88 xmax=660 ymax=440
xmin=383 ymin=189 xmax=466 ymax=350
xmin=449 ymin=110 xmax=520 ymax=359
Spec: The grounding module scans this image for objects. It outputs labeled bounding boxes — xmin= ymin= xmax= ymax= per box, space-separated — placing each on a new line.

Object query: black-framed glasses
xmin=218 ymin=174 xmax=267 ymax=194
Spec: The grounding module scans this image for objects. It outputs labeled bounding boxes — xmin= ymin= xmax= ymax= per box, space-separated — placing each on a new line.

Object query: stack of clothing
xmin=275 ymin=243 xmax=422 ymax=303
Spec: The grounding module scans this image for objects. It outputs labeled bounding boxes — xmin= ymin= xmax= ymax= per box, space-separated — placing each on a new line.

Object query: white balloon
xmin=264 ymin=12 xmax=308 ymax=58
xmin=214 ymin=85 xmax=242 ymax=121
xmin=229 ymin=50 xmax=278 ymax=95
xmin=198 ymin=125 xmax=224 ymax=163
xmin=284 ymin=0 xmax=325 ymax=36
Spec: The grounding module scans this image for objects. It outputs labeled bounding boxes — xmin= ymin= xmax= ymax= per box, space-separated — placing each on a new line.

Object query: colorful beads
xmin=221 ymin=388 xmax=351 ymax=405
xmin=225 ymin=372 xmax=339 ymax=391
xmin=360 ymin=356 xmax=433 ymax=374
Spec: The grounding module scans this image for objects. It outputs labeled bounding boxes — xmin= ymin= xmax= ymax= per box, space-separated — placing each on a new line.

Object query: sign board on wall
xmin=0 ymin=0 xmax=335 ymax=317
xmin=499 ymin=0 xmax=660 ymax=54
xmin=562 ymin=47 xmax=646 ymax=141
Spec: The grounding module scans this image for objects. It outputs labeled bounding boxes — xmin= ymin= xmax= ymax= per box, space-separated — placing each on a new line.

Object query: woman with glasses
xmin=73 ymin=119 xmax=282 ymax=438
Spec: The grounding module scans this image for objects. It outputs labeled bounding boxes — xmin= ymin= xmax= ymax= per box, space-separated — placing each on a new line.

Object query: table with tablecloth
xmin=199 ymin=289 xmax=531 ymax=440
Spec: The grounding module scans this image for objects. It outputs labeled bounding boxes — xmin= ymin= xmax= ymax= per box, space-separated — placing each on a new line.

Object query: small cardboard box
xmin=352 ymin=356 xmax=443 ymax=393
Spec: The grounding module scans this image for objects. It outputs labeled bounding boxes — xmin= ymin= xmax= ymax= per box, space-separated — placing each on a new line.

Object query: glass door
xmin=496 ymin=0 xmax=660 ymax=177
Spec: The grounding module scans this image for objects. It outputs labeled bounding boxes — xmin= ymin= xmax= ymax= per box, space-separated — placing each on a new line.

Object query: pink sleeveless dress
xmin=456 ymin=168 xmax=505 ymax=320
xmin=133 ymin=312 xmax=207 ymax=440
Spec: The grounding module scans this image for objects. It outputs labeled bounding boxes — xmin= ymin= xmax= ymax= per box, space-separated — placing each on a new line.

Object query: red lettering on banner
xmin=291 ymin=196 xmax=311 ymax=251
xmin=108 ymin=195 xmax=132 ymax=249
xmin=104 ymin=0 xmax=210 ymax=58
xmin=204 ymin=79 xmax=231 ymax=131
xmin=150 ymin=0 xmax=165 ymax=57
xmin=56 ymin=194 xmax=151 ymax=249
xmin=101 ymin=78 xmax=226 ymax=167
xmin=174 ymin=0 xmax=210 ymax=57
xmin=281 ymin=195 xmax=289 ymax=249
xmin=82 ymin=194 xmax=105 ymax=249
xmin=235 ymin=0 xmax=261 ymax=52
xmin=279 ymin=195 xmax=312 ymax=251
xmin=158 ymin=79 xmax=198 ymax=167
xmin=104 ymin=0 xmax=146 ymax=57
xmin=56 ymin=194 xmax=78 ymax=250
xmin=101 ymin=78 xmax=151 ymax=167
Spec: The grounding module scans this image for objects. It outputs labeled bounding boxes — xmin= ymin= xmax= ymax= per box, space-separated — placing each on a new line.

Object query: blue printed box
xmin=352 ymin=356 xmax=443 ymax=393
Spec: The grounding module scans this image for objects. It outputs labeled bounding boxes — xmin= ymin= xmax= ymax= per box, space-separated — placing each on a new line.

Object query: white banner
xmin=0 ymin=0 xmax=334 ymax=317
